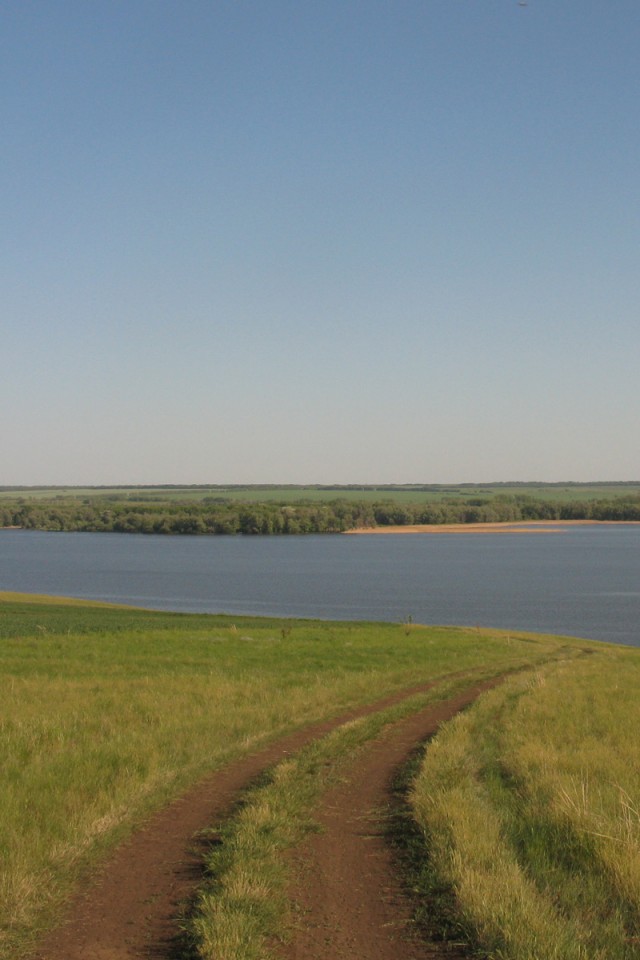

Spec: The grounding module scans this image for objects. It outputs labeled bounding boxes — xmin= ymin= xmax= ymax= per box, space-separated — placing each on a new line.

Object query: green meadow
xmin=2 ymin=481 xmax=640 ymax=503
xmin=1 ymin=593 xmax=638 ymax=959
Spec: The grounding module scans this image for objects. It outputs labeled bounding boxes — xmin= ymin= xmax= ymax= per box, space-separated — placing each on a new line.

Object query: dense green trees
xmin=1 ymin=493 xmax=640 ymax=535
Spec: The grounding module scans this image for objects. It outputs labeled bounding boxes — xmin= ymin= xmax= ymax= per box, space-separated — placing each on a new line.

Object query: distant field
xmin=2 ymin=482 xmax=640 ymax=503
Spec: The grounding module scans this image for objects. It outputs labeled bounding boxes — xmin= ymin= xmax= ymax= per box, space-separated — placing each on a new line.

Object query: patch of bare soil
xmin=279 ymin=680 xmax=502 ymax=960
xmin=30 ymin=676 xmax=480 ymax=960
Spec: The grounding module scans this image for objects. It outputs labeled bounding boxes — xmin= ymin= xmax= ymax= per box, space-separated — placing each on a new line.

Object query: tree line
xmin=1 ymin=493 xmax=640 ymax=535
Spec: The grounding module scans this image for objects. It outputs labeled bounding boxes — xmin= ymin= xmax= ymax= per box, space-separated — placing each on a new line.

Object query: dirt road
xmin=279 ymin=681 xmax=498 ymax=960
xmin=31 ymin=676 xmax=495 ymax=960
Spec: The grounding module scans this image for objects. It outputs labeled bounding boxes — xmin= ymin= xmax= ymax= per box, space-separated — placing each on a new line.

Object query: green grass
xmin=0 ymin=594 xmax=565 ymax=959
xmin=4 ymin=593 xmax=637 ymax=960
xmin=410 ymin=646 xmax=640 ymax=959
xmin=2 ymin=482 xmax=640 ymax=503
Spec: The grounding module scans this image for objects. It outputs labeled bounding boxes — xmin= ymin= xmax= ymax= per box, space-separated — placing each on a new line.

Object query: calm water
xmin=1 ymin=527 xmax=639 ymax=646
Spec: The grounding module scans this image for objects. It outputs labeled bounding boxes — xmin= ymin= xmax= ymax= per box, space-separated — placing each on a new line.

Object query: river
xmin=1 ymin=526 xmax=639 ymax=645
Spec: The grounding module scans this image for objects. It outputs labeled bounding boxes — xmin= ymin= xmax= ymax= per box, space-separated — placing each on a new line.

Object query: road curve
xmin=279 ymin=681 xmax=501 ymax=960
xmin=30 ymin=675 xmax=496 ymax=960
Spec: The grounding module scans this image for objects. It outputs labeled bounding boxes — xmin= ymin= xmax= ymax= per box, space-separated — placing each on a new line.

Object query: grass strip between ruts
xmin=186 ymin=666 xmax=518 ymax=960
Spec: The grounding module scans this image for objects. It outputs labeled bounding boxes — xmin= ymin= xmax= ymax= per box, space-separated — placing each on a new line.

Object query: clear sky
xmin=2 ymin=1 xmax=638 ymax=485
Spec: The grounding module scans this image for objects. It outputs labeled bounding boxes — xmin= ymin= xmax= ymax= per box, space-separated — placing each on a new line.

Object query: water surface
xmin=1 ymin=526 xmax=639 ymax=645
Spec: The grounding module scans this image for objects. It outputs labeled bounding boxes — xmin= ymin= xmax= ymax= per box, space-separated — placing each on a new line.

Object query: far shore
xmin=345 ymin=520 xmax=640 ymax=535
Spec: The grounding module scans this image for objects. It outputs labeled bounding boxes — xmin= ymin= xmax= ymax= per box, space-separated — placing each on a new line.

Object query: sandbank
xmin=344 ymin=520 xmax=639 ymax=535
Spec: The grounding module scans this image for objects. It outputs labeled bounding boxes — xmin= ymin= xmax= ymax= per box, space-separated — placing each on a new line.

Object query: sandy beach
xmin=344 ymin=520 xmax=639 ymax=535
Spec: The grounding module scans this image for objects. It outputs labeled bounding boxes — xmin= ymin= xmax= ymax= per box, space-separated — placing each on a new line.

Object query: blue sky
xmin=2 ymin=1 xmax=638 ymax=484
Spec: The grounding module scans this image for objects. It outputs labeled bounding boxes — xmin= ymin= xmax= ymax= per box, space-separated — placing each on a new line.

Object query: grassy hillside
xmin=0 ymin=594 xmax=635 ymax=958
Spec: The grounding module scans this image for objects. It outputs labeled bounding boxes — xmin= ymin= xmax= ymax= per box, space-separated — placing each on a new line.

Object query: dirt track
xmin=31 ymin=676 xmax=496 ymax=960
xmin=279 ymin=681 xmax=498 ymax=960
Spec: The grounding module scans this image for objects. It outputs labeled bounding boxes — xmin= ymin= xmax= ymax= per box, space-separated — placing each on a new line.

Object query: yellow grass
xmin=411 ymin=646 xmax=640 ymax=958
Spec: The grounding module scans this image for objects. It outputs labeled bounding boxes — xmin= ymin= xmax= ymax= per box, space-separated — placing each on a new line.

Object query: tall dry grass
xmin=411 ymin=646 xmax=640 ymax=959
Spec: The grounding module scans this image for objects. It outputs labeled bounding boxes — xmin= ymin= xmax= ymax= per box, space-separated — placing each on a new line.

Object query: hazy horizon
xmin=3 ymin=479 xmax=640 ymax=490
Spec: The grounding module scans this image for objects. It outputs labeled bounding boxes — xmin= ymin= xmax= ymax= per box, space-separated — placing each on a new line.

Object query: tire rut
xmin=30 ymin=673 xmax=480 ymax=960
xmin=278 ymin=679 xmax=502 ymax=960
